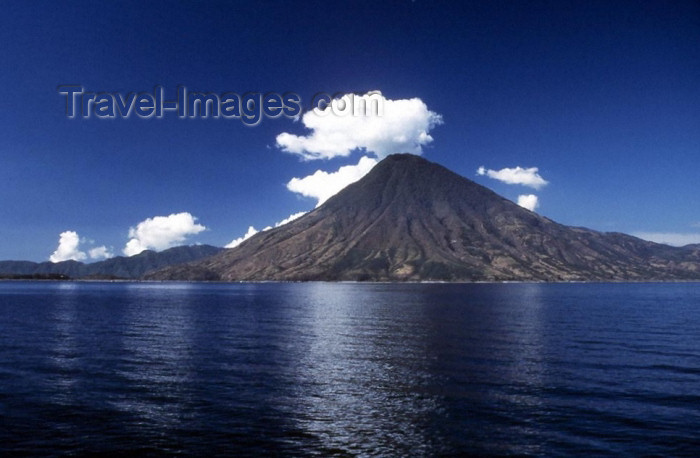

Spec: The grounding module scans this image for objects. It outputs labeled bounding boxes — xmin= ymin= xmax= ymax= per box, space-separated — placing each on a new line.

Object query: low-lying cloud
xmin=273 ymin=211 xmax=307 ymax=227
xmin=88 ymin=245 xmax=113 ymax=260
xmin=517 ymin=194 xmax=539 ymax=211
xmin=276 ymin=91 xmax=442 ymax=160
xmin=225 ymin=211 xmax=307 ymax=249
xmin=477 ymin=166 xmax=548 ymax=189
xmin=287 ymin=156 xmax=378 ymax=207
xmin=50 ymin=231 xmax=87 ymax=262
xmin=123 ymin=212 xmax=206 ymax=256
xmin=49 ymin=231 xmax=113 ymax=262
xmin=225 ymin=226 xmax=259 ymax=249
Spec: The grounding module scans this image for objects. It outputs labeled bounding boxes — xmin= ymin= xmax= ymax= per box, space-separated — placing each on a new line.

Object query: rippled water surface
xmin=1 ymin=281 xmax=699 ymax=455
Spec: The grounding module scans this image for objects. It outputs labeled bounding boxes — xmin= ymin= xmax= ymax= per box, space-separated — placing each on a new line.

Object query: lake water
xmin=1 ymin=281 xmax=699 ymax=456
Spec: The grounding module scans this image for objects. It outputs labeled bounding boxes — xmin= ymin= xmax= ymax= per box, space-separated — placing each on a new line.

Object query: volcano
xmin=147 ymin=154 xmax=700 ymax=281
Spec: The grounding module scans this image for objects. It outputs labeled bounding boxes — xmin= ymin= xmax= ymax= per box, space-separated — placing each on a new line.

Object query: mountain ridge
xmin=146 ymin=154 xmax=700 ymax=282
xmin=0 ymin=244 xmax=223 ymax=279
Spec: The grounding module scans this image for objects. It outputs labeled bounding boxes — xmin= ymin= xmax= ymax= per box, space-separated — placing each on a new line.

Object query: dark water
xmin=1 ymin=282 xmax=699 ymax=456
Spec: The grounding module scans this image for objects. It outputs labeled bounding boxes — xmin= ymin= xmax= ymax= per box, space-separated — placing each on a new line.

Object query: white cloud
xmin=477 ymin=166 xmax=548 ymax=189
xmin=632 ymin=232 xmax=700 ymax=247
xmin=123 ymin=212 xmax=206 ymax=256
xmin=517 ymin=194 xmax=539 ymax=211
xmin=225 ymin=226 xmax=259 ymax=249
xmin=224 ymin=212 xmax=308 ymax=249
xmin=276 ymin=91 xmax=442 ymax=160
xmin=50 ymin=231 xmax=87 ymax=262
xmin=274 ymin=211 xmax=307 ymax=227
xmin=88 ymin=246 xmax=113 ymax=260
xmin=49 ymin=231 xmax=114 ymax=262
xmin=287 ymin=156 xmax=378 ymax=206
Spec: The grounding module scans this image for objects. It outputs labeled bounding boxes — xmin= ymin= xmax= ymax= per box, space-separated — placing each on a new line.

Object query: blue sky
xmin=1 ymin=0 xmax=698 ymax=261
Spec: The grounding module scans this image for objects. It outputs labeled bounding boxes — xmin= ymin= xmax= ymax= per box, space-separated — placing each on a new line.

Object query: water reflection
xmin=49 ymin=289 xmax=80 ymax=405
xmin=502 ymin=283 xmax=546 ymax=391
xmin=55 ymin=282 xmax=79 ymax=291
xmin=406 ymin=283 xmax=549 ymax=454
xmin=36 ymin=282 xmax=554 ymax=454
xmin=289 ymin=283 xmax=449 ymax=456
xmin=491 ymin=283 xmax=547 ymax=455
xmin=115 ymin=286 xmax=196 ymax=431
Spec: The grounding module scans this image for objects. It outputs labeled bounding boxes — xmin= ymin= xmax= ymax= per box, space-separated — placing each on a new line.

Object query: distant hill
xmin=147 ymin=154 xmax=700 ymax=282
xmin=0 ymin=245 xmax=223 ymax=279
